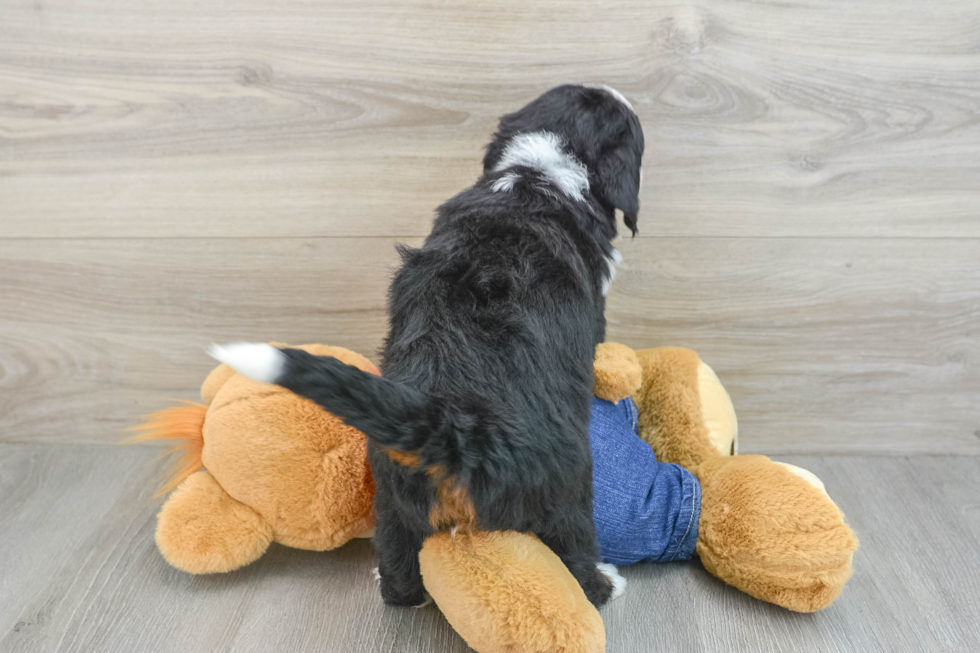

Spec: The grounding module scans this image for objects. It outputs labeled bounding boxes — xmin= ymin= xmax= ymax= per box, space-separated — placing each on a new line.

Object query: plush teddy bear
xmin=133 ymin=342 xmax=857 ymax=653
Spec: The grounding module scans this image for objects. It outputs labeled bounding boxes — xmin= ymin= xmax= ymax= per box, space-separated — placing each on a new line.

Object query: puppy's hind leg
xmin=596 ymin=562 xmax=627 ymax=600
xmin=373 ymin=505 xmax=428 ymax=607
xmin=539 ymin=505 xmax=625 ymax=607
xmin=564 ymin=550 xmax=623 ymax=607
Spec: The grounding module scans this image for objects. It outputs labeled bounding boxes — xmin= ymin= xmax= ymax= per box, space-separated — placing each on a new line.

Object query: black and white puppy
xmin=212 ymin=84 xmax=644 ymax=607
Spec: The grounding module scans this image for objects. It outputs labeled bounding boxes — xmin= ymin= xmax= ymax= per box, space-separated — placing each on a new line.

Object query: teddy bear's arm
xmin=200 ymin=364 xmax=237 ymax=405
xmin=593 ymin=343 xmax=643 ymax=403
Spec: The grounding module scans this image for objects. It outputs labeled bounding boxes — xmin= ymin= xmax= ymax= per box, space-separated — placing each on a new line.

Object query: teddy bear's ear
xmin=200 ymin=363 xmax=238 ymax=404
xmin=201 ymin=342 xmax=292 ymax=403
xmin=593 ymin=342 xmax=642 ymax=403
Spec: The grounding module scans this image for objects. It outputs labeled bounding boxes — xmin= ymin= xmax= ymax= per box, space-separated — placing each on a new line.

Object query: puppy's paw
xmin=597 ymin=562 xmax=627 ymax=600
xmin=412 ymin=593 xmax=433 ymax=609
xmin=371 ymin=567 xmax=382 ymax=582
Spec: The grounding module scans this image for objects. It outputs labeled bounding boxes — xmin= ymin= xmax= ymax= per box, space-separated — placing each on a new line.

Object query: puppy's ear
xmin=594 ymin=144 xmax=641 ymax=236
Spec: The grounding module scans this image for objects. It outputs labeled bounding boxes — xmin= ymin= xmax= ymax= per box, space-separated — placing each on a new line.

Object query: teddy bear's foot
xmin=419 ymin=530 xmax=605 ymax=653
xmin=696 ymin=456 xmax=858 ymax=612
xmin=156 ymin=470 xmax=274 ymax=574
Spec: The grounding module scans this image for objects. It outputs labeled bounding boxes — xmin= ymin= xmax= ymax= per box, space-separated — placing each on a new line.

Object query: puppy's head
xmin=483 ymin=85 xmax=644 ymax=235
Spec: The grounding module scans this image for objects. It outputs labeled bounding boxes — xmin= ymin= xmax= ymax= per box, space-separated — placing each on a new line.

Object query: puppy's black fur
xmin=268 ymin=85 xmax=643 ymax=607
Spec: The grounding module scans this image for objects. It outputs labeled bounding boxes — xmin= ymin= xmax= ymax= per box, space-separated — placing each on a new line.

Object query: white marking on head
xmin=597 ymin=562 xmax=627 ymax=600
xmin=583 ymin=84 xmax=634 ymax=112
xmin=493 ymin=132 xmax=589 ymax=201
xmin=490 ymin=171 xmax=521 ymax=193
xmin=208 ymin=342 xmax=285 ymax=384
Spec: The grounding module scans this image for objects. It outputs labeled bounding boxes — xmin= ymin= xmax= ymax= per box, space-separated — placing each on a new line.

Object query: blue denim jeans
xmin=590 ymin=397 xmax=701 ymax=566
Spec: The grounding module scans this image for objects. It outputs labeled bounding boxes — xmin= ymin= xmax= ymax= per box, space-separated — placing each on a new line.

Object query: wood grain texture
xmin=2 ymin=445 xmax=978 ymax=652
xmin=2 ymin=237 xmax=978 ymax=454
xmin=0 ymin=444 xmax=468 ymax=653
xmin=2 ymin=0 xmax=980 ymax=238
xmin=0 ymin=238 xmax=398 ymax=445
xmin=609 ymin=237 xmax=980 ymax=456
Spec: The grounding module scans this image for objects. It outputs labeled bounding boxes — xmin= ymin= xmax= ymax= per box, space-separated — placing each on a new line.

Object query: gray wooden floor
xmin=1 ymin=445 xmax=977 ymax=653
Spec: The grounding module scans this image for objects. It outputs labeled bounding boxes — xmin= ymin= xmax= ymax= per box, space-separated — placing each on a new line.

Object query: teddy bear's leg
xmin=156 ymin=470 xmax=274 ymax=574
xmin=695 ymin=456 xmax=858 ymax=612
xmin=420 ymin=531 xmax=605 ymax=653
xmin=590 ymin=396 xmax=702 ymax=565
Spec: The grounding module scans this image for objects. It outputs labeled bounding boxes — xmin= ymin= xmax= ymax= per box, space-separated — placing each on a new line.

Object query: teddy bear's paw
xmin=696 ymin=455 xmax=858 ymax=612
xmin=593 ymin=343 xmax=642 ymax=403
xmin=596 ymin=563 xmax=627 ymax=600
xmin=773 ymin=462 xmax=828 ymax=497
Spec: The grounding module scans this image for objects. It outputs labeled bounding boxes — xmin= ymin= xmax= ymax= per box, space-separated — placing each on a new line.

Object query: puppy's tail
xmin=208 ymin=343 xmax=471 ymax=470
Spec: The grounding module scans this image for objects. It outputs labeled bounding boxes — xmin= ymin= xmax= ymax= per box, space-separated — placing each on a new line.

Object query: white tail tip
xmin=597 ymin=562 xmax=627 ymax=600
xmin=208 ymin=342 xmax=285 ymax=385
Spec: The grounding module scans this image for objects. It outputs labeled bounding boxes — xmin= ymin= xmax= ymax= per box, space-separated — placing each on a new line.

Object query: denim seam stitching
xmin=667 ymin=472 xmax=699 ymax=562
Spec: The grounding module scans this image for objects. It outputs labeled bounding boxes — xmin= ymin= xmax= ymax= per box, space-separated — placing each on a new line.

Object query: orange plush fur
xmin=591 ymin=342 xmax=642 ymax=404
xmin=156 ymin=469 xmax=274 ymax=573
xmin=694 ymin=456 xmax=857 ymax=612
xmin=136 ymin=344 xmax=379 ymax=574
xmin=420 ymin=531 xmax=604 ymax=653
xmin=127 ymin=401 xmax=208 ymax=496
xmin=631 ymin=347 xmax=721 ymax=469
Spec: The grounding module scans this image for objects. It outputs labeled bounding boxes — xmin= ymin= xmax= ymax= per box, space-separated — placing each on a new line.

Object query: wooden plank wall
xmin=2 ymin=0 xmax=979 ymax=454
